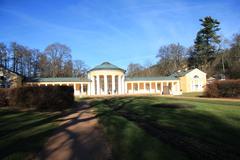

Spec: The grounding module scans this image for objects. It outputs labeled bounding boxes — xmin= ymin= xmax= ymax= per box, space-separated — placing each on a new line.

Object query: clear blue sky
xmin=0 ymin=0 xmax=240 ymax=69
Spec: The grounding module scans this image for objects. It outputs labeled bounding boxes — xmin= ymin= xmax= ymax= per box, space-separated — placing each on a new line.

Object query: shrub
xmin=0 ymin=89 xmax=8 ymax=107
xmin=9 ymin=86 xmax=74 ymax=110
xmin=205 ymin=80 xmax=240 ymax=98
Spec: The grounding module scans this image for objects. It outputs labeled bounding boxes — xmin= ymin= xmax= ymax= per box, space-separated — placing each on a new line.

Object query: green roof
xmin=170 ymin=69 xmax=194 ymax=77
xmin=125 ymin=76 xmax=178 ymax=81
xmin=89 ymin=62 xmax=125 ymax=72
xmin=27 ymin=77 xmax=90 ymax=82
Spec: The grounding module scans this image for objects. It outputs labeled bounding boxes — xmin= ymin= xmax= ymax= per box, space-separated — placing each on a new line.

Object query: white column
xmin=125 ymin=82 xmax=128 ymax=94
xmin=150 ymin=82 xmax=153 ymax=93
xmin=87 ymin=83 xmax=90 ymax=96
xmin=91 ymin=76 xmax=95 ymax=95
xmin=137 ymin=82 xmax=140 ymax=93
xmin=155 ymin=82 xmax=157 ymax=93
xmin=81 ymin=83 xmax=83 ymax=95
xmin=144 ymin=82 xmax=146 ymax=93
xmin=73 ymin=83 xmax=76 ymax=96
xmin=96 ymin=75 xmax=100 ymax=95
xmin=132 ymin=83 xmax=134 ymax=94
xmin=118 ymin=75 xmax=121 ymax=94
xmin=112 ymin=75 xmax=115 ymax=95
xmin=161 ymin=82 xmax=163 ymax=95
xmin=173 ymin=82 xmax=176 ymax=94
xmin=121 ymin=75 xmax=124 ymax=94
xmin=104 ymin=75 xmax=108 ymax=95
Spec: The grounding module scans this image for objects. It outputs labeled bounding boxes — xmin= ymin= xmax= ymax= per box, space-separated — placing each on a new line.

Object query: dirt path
xmin=37 ymin=102 xmax=111 ymax=160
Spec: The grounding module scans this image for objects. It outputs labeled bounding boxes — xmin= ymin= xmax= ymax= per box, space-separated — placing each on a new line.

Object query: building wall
xmin=11 ymin=75 xmax=23 ymax=88
xmin=124 ymin=80 xmax=181 ymax=95
xmin=179 ymin=76 xmax=187 ymax=93
xmin=179 ymin=69 xmax=207 ymax=92
xmin=25 ymin=68 xmax=206 ymax=96
xmin=26 ymin=82 xmax=91 ymax=96
xmin=0 ymin=66 xmax=23 ymax=88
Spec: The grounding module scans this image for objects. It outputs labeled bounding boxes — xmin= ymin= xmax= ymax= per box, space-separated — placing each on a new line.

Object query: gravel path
xmin=38 ymin=102 xmax=111 ymax=160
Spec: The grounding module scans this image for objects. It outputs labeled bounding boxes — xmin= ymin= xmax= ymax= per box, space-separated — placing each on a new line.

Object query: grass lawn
xmin=91 ymin=96 xmax=240 ymax=160
xmin=0 ymin=108 xmax=63 ymax=160
xmin=177 ymin=91 xmax=204 ymax=97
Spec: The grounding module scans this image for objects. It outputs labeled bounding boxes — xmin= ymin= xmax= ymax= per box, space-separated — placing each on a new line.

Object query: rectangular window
xmin=76 ymin=84 xmax=81 ymax=91
xmin=157 ymin=83 xmax=161 ymax=90
xmin=139 ymin=83 xmax=144 ymax=90
xmin=127 ymin=83 xmax=132 ymax=90
xmin=146 ymin=83 xmax=150 ymax=90
xmin=83 ymin=84 xmax=87 ymax=92
xmin=133 ymin=83 xmax=138 ymax=91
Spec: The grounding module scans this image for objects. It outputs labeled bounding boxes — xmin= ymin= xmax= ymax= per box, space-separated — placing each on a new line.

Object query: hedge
xmin=8 ymin=86 xmax=74 ymax=110
xmin=0 ymin=89 xmax=8 ymax=107
xmin=205 ymin=80 xmax=240 ymax=98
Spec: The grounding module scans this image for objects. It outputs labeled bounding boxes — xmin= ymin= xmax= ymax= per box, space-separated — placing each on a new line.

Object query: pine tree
xmin=189 ymin=16 xmax=221 ymax=70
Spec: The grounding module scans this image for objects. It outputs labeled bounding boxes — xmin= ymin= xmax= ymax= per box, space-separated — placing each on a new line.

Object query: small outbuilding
xmin=0 ymin=65 xmax=23 ymax=88
xmin=171 ymin=68 xmax=207 ymax=92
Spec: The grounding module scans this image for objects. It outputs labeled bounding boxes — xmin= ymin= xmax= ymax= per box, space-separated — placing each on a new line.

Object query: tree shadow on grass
xmin=96 ymin=98 xmax=240 ymax=160
xmin=0 ymin=112 xmax=63 ymax=159
xmin=150 ymin=103 xmax=194 ymax=109
xmin=0 ymin=101 xmax=101 ymax=160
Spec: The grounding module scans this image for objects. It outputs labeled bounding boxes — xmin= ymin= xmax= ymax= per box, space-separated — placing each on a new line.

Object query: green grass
xmin=91 ymin=96 xmax=240 ymax=160
xmin=1 ymin=97 xmax=240 ymax=160
xmin=178 ymin=91 xmax=204 ymax=97
xmin=0 ymin=109 xmax=62 ymax=160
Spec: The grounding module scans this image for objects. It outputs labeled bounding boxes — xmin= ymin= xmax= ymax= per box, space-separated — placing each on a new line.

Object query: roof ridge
xmin=89 ymin=61 xmax=125 ymax=72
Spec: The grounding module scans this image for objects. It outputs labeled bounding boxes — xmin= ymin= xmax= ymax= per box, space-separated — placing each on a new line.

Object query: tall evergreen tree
xmin=189 ymin=16 xmax=221 ymax=70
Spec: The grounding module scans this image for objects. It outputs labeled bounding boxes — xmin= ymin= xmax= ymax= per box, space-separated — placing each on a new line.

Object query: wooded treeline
xmin=127 ymin=16 xmax=240 ymax=79
xmin=0 ymin=42 xmax=88 ymax=78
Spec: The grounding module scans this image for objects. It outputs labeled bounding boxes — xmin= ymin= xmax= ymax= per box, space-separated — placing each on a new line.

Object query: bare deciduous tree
xmin=73 ymin=60 xmax=88 ymax=77
xmin=44 ymin=43 xmax=72 ymax=77
xmin=127 ymin=63 xmax=144 ymax=77
xmin=156 ymin=43 xmax=187 ymax=75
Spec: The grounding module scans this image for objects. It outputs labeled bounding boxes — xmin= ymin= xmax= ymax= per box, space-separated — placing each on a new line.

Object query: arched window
xmin=194 ymin=75 xmax=199 ymax=78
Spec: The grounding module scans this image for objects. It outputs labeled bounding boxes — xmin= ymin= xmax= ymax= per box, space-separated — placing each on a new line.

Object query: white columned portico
xmin=104 ymin=75 xmax=108 ymax=95
xmin=96 ymin=75 xmax=100 ymax=95
xmin=87 ymin=62 xmax=125 ymax=96
xmin=112 ymin=75 xmax=115 ymax=94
